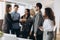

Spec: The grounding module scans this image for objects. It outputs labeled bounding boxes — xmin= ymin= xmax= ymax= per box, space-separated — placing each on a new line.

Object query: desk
xmin=0 ymin=33 xmax=32 ymax=40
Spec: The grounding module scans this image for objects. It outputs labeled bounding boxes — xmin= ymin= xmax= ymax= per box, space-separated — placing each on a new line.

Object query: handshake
xmin=20 ymin=19 xmax=27 ymax=22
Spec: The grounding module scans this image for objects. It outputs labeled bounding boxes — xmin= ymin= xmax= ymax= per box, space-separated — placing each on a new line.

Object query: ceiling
xmin=4 ymin=0 xmax=54 ymax=5
xmin=4 ymin=0 xmax=54 ymax=8
xmin=4 ymin=0 xmax=41 ymax=5
xmin=15 ymin=0 xmax=42 ymax=5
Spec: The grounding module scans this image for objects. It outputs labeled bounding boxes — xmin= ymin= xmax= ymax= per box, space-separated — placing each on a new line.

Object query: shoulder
xmin=11 ymin=12 xmax=14 ymax=15
xmin=43 ymin=19 xmax=50 ymax=26
xmin=44 ymin=19 xmax=52 ymax=24
xmin=17 ymin=13 xmax=20 ymax=15
xmin=4 ymin=14 xmax=7 ymax=18
xmin=17 ymin=13 xmax=20 ymax=16
xmin=5 ymin=14 xmax=9 ymax=17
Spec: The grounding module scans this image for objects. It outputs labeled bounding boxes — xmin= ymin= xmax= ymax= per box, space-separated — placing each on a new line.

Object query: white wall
xmin=54 ymin=0 xmax=60 ymax=34
xmin=0 ymin=2 xmax=5 ymax=19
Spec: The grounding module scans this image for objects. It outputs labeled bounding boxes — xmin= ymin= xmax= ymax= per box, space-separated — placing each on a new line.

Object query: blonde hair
xmin=30 ymin=9 xmax=35 ymax=16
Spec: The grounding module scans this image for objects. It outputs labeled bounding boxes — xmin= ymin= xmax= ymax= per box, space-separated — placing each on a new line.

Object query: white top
xmin=43 ymin=19 xmax=54 ymax=31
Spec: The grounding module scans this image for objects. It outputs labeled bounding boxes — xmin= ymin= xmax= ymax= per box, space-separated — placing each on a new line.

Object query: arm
xmin=33 ymin=15 xmax=38 ymax=34
xmin=38 ymin=14 xmax=44 ymax=31
xmin=38 ymin=14 xmax=44 ymax=27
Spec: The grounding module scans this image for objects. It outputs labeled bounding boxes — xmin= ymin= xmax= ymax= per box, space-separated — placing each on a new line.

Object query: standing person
xmin=34 ymin=3 xmax=44 ymax=40
xmin=11 ymin=5 xmax=20 ymax=37
xmin=29 ymin=9 xmax=35 ymax=40
xmin=43 ymin=7 xmax=55 ymax=40
xmin=20 ymin=9 xmax=31 ymax=38
xmin=2 ymin=4 xmax=12 ymax=33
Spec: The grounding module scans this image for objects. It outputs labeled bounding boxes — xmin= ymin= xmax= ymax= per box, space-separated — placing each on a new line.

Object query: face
xmin=14 ymin=7 xmax=18 ymax=12
xmin=35 ymin=6 xmax=39 ymax=11
xmin=25 ymin=10 xmax=28 ymax=15
xmin=44 ymin=11 xmax=47 ymax=17
xmin=9 ymin=7 xmax=12 ymax=12
xmin=30 ymin=10 xmax=34 ymax=16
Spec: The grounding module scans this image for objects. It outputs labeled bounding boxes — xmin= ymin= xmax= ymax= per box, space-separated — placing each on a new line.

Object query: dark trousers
xmin=6 ymin=29 xmax=10 ymax=34
xmin=11 ymin=28 xmax=20 ymax=37
xmin=30 ymin=35 xmax=35 ymax=40
xmin=5 ymin=26 xmax=12 ymax=34
xmin=29 ymin=31 xmax=35 ymax=40
xmin=36 ymin=29 xmax=43 ymax=40
xmin=22 ymin=30 xmax=29 ymax=38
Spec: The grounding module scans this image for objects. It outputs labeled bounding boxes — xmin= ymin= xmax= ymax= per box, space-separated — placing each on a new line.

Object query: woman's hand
xmin=39 ymin=27 xmax=43 ymax=31
xmin=20 ymin=19 xmax=26 ymax=22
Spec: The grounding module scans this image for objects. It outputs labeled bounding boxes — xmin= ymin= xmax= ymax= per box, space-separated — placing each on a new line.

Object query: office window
xmin=6 ymin=2 xmax=26 ymax=17
xmin=0 ymin=2 xmax=5 ymax=19
xmin=18 ymin=5 xmax=25 ymax=17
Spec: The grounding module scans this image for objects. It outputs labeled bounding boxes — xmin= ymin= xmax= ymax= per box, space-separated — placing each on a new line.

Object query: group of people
xmin=2 ymin=2 xmax=55 ymax=40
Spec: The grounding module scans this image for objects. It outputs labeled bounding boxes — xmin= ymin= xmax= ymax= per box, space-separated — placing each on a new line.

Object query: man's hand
xmin=23 ymin=19 xmax=26 ymax=21
xmin=29 ymin=32 xmax=32 ymax=36
xmin=34 ymin=33 xmax=36 ymax=40
xmin=34 ymin=33 xmax=36 ymax=37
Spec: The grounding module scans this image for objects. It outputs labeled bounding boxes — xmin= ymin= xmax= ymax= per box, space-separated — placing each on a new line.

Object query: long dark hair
xmin=26 ymin=9 xmax=30 ymax=19
xmin=21 ymin=9 xmax=30 ymax=19
xmin=45 ymin=7 xmax=55 ymax=25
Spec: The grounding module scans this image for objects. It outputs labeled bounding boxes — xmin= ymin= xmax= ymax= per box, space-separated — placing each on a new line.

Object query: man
xmin=34 ymin=3 xmax=44 ymax=40
xmin=11 ymin=5 xmax=20 ymax=37
xmin=2 ymin=4 xmax=12 ymax=33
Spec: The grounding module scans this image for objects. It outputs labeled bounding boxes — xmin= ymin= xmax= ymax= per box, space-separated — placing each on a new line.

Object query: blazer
xmin=33 ymin=11 xmax=44 ymax=33
xmin=2 ymin=13 xmax=12 ymax=32
xmin=21 ymin=16 xmax=33 ymax=32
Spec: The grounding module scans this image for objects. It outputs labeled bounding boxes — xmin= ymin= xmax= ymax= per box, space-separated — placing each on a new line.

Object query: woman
xmin=43 ymin=7 xmax=55 ymax=40
xmin=20 ymin=9 xmax=31 ymax=38
xmin=2 ymin=4 xmax=12 ymax=33
xmin=29 ymin=9 xmax=35 ymax=40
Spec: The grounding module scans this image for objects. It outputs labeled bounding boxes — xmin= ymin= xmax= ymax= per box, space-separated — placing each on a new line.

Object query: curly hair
xmin=45 ymin=7 xmax=55 ymax=25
